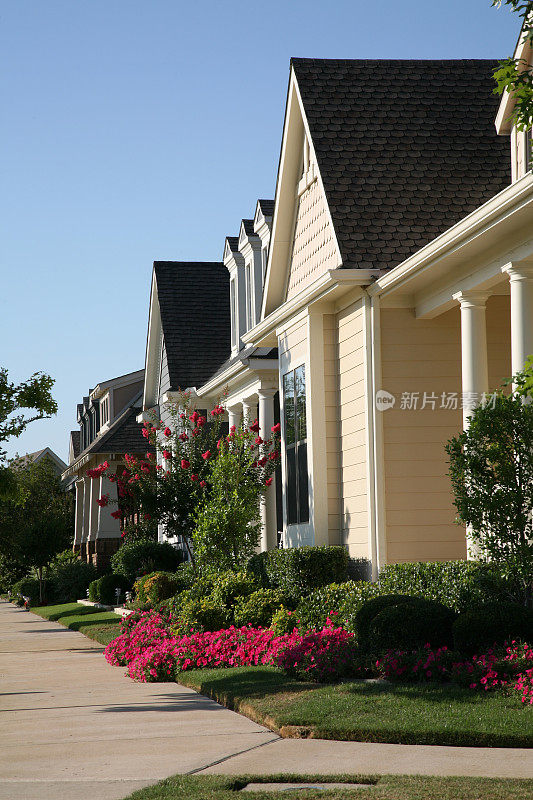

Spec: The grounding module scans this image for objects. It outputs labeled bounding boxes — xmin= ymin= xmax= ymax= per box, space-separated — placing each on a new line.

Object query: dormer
xmin=238 ymin=218 xmax=263 ymax=331
xmin=224 ymin=235 xmax=247 ymax=355
xmin=495 ymin=23 xmax=533 ymax=181
xmin=253 ymin=199 xmax=274 ymax=284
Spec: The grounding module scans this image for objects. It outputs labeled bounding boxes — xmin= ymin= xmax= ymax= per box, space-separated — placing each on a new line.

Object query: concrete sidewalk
xmin=0 ymin=602 xmax=532 ymax=800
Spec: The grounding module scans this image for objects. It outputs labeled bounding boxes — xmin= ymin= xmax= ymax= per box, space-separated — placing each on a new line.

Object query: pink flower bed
xmin=104 ymin=611 xmax=358 ymax=683
xmin=377 ymin=641 xmax=533 ymax=704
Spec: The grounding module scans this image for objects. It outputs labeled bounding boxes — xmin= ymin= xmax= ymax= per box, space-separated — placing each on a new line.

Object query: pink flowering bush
xmin=377 ymin=645 xmax=454 ymax=683
xmin=127 ymin=638 xmax=179 ymax=682
xmin=104 ymin=611 xmax=172 ymax=668
xmin=274 ymin=619 xmax=359 ymax=682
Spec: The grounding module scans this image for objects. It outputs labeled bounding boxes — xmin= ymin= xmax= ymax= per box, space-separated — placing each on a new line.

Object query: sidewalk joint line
xmin=186 ymin=735 xmax=280 ymax=776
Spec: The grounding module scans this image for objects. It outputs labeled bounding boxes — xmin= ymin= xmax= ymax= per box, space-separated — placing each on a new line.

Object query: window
xmin=526 ymin=128 xmax=533 ymax=173
xmin=245 ymin=263 xmax=253 ymax=329
xmin=230 ymin=279 xmax=237 ymax=348
xmin=261 ymin=247 xmax=268 ymax=282
xmin=283 ymin=365 xmax=309 ymax=525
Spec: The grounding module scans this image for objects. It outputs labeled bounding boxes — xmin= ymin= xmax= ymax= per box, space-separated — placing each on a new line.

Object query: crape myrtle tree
xmin=86 ymin=392 xmax=281 ymax=572
xmin=446 ymin=374 xmax=533 ymax=607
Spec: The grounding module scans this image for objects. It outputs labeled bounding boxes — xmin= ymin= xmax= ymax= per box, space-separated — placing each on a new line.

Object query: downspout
xmin=363 ymin=290 xmax=387 ymax=580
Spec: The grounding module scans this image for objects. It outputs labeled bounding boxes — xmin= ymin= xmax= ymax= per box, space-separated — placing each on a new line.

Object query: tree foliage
xmin=446 ymin=388 xmax=533 ymax=605
xmin=0 ymin=459 xmax=72 ymax=602
xmin=492 ymin=1 xmax=533 ymax=131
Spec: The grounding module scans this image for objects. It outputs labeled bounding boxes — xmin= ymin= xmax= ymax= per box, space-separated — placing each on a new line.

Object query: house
xmin=140 ymin=29 xmax=533 ymax=576
xmin=62 ymin=369 xmax=146 ymax=568
xmin=12 ymin=447 xmax=67 ymax=480
xmin=140 ymin=205 xmax=284 ymax=550
xmin=240 ymin=53 xmax=532 ymax=577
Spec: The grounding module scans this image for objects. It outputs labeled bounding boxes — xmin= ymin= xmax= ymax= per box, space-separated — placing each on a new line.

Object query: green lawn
xmin=31 ymin=603 xmax=121 ymax=645
xmin=121 ymin=774 xmax=533 ymax=800
xmin=178 ymin=666 xmax=533 ymax=748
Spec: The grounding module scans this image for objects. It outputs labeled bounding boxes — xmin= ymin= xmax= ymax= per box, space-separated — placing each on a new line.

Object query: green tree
xmin=492 ymin=2 xmax=533 ymax=132
xmin=446 ymin=387 xmax=533 ymax=606
xmin=0 ymin=368 xmax=57 ymax=497
xmin=0 ymin=459 xmax=73 ymax=602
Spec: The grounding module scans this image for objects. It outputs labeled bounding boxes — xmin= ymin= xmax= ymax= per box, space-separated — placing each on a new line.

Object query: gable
xmin=286 ymin=148 xmax=338 ymax=299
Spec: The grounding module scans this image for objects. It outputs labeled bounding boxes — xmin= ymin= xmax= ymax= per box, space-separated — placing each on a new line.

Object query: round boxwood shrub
xmin=50 ymin=559 xmax=96 ymax=603
xmin=355 ymin=594 xmax=418 ymax=652
xmin=210 ymin=570 xmax=258 ymax=608
xmin=453 ymin=602 xmax=533 ymax=654
xmin=89 ymin=574 xmax=131 ymax=605
xmin=233 ymin=588 xmax=286 ymax=628
xmin=368 ymin=598 xmax=457 ymax=654
xmin=270 ymin=606 xmax=299 ymax=635
xmin=110 ymin=539 xmax=184 ymax=580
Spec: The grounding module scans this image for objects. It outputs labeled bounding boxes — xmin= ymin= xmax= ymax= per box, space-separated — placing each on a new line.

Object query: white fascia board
xmin=196 ymin=361 xmax=245 ymax=397
xmin=92 ymin=369 xmax=145 ymax=399
xmin=261 ymin=69 xmax=344 ymax=319
xmin=368 ymin=172 xmax=533 ymax=300
xmin=495 ymin=25 xmax=532 ymax=134
xmin=246 ymin=267 xmax=378 ymax=346
xmin=143 ymin=272 xmax=162 ymax=410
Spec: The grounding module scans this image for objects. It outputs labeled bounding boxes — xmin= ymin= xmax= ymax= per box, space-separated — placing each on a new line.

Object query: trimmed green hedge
xmin=378 ymin=561 xmax=519 ymax=612
xmin=294 ymin=580 xmax=380 ymax=633
xmin=453 ymin=602 xmax=533 ymax=654
xmin=262 ymin=546 xmax=349 ymax=601
xmin=368 ymin=598 xmax=456 ymax=654
xmin=110 ymin=539 xmax=184 ymax=580
xmin=88 ymin=574 xmax=131 ymax=605
xmin=234 ymin=588 xmax=287 ymax=628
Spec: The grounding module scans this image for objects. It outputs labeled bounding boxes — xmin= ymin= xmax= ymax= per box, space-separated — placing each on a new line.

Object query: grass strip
xmin=120 ymin=773 xmax=533 ymax=800
xmin=31 ymin=602 xmax=121 ymax=645
xmin=178 ymin=666 xmax=533 ymax=748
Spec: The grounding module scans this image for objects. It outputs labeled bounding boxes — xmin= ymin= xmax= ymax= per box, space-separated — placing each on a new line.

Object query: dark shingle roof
xmin=226 ymin=237 xmax=239 ymax=253
xmin=292 ymin=59 xmax=511 ymax=270
xmin=70 ymin=431 xmax=81 ymax=459
xmin=258 ymin=199 xmax=274 ymax=217
xmin=90 ymin=403 xmax=148 ymax=455
xmin=242 ymin=219 xmax=256 ymax=237
xmin=154 ymin=261 xmax=231 ymax=391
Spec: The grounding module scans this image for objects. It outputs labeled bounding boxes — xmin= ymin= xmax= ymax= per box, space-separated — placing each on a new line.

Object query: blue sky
xmin=0 ymin=0 xmax=519 ymax=463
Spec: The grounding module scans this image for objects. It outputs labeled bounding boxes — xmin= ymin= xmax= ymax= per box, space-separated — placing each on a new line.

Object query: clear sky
xmin=0 ymin=0 xmax=520 ymax=463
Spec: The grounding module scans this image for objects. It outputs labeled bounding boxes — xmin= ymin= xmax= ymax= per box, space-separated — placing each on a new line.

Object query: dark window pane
xmin=283 ymin=372 xmax=295 ymax=445
xmin=286 ymin=446 xmax=297 ymax=525
xmin=297 ymin=442 xmax=309 ymax=523
xmin=295 ymin=365 xmax=306 ymax=441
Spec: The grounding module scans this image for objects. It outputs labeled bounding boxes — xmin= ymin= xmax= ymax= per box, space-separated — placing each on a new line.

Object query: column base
xmin=90 ymin=538 xmax=122 ymax=571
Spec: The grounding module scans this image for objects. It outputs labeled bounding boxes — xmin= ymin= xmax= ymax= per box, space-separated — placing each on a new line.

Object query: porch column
xmin=81 ymin=475 xmax=91 ymax=544
xmin=453 ymin=291 xmax=489 ymax=429
xmin=502 ymin=263 xmax=533 ymax=377
xmin=228 ymin=406 xmax=241 ymax=430
xmin=88 ymin=475 xmax=100 ymax=541
xmin=97 ymin=475 xmax=121 ymax=539
xmin=258 ymin=388 xmax=278 ymax=552
xmin=242 ymin=395 xmax=258 ymax=427
xmin=74 ymin=479 xmax=84 ymax=548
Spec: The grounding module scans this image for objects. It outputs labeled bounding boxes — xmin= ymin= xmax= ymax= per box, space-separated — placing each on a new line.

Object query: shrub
xmin=246 ymin=552 xmax=270 ymax=587
xmin=110 ymin=539 xmax=184 ymax=580
xmin=355 ymin=594 xmax=418 ymax=652
xmin=49 ymin=559 xmax=96 ymax=603
xmin=142 ymin=572 xmax=180 ymax=605
xmin=210 ymin=570 xmax=258 ymax=608
xmin=274 ymin=622 xmax=359 ymax=682
xmin=376 ymin=644 xmax=454 ymax=683
xmin=378 ymin=560 xmax=519 ymax=613
xmin=12 ymin=576 xmax=42 ymax=603
xmin=296 ymin=580 xmax=380 ymax=633
xmin=453 ymin=602 xmax=533 ymax=654
xmin=172 ymin=596 xmax=229 ymax=634
xmin=368 ymin=599 xmax=457 ymax=654
xmin=89 ymin=574 xmax=131 ymax=605
xmin=233 ymin=588 xmax=286 ymax=628
xmin=270 ymin=606 xmax=299 ymax=635
xmin=265 ymin=546 xmax=349 ymax=601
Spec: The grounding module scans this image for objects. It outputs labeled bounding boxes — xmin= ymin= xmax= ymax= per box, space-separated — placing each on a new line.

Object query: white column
xmin=97 ymin=475 xmax=121 ymax=539
xmin=242 ymin=395 xmax=258 ymax=427
xmin=258 ymin=388 xmax=278 ymax=552
xmin=81 ymin=476 xmax=91 ymax=544
xmin=502 ymin=263 xmax=533 ymax=378
xmin=74 ymin=480 xmax=84 ymax=546
xmin=453 ymin=291 xmax=489 ymax=429
xmin=228 ymin=406 xmax=241 ymax=430
xmin=88 ymin=473 xmax=100 ymax=542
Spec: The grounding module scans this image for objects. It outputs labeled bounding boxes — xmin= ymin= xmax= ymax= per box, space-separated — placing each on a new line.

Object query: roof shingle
xmin=292 ymin=59 xmax=511 ymax=270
